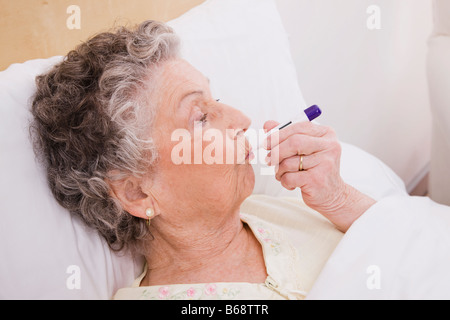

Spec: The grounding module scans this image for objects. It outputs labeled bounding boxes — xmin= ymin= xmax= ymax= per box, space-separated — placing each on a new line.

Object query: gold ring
xmin=299 ymin=155 xmax=304 ymax=171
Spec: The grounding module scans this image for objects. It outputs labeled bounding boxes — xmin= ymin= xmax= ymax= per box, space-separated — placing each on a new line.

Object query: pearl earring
xmin=145 ymin=208 xmax=154 ymax=226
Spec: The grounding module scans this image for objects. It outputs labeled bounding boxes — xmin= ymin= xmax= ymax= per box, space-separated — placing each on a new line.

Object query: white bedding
xmin=307 ymin=194 xmax=450 ymax=300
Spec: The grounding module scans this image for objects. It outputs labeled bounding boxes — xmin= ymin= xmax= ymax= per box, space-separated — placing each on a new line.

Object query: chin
xmin=239 ymin=163 xmax=255 ymax=199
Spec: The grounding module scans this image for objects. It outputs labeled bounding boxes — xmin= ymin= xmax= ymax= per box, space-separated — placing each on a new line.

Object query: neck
xmin=141 ymin=209 xmax=266 ymax=286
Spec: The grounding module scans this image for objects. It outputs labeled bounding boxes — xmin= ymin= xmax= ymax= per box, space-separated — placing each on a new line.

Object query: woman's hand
xmin=263 ymin=120 xmax=376 ymax=232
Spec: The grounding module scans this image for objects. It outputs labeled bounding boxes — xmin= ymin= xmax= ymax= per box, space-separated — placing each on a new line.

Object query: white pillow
xmin=340 ymin=142 xmax=407 ymax=200
xmin=0 ymin=57 xmax=143 ymax=299
xmin=0 ymin=0 xmax=406 ymax=300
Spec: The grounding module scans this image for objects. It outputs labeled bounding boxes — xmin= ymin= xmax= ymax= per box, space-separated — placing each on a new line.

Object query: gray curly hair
xmin=30 ymin=20 xmax=180 ymax=255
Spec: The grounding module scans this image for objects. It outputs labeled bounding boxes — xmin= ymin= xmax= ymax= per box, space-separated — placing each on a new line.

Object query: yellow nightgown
xmin=113 ymin=195 xmax=343 ymax=300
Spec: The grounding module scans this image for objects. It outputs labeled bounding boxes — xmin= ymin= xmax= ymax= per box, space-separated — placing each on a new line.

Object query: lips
xmin=235 ymin=131 xmax=254 ymax=163
xmin=245 ymin=144 xmax=254 ymax=161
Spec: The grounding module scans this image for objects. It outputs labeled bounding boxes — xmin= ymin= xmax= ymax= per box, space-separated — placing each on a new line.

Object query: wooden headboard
xmin=0 ymin=0 xmax=206 ymax=71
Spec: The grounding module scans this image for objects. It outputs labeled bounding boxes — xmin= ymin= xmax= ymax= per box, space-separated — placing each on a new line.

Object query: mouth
xmin=245 ymin=144 xmax=254 ymax=161
xmin=236 ymin=130 xmax=254 ymax=163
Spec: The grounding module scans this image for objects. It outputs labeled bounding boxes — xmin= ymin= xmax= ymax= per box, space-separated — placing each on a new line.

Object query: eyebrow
xmin=178 ymin=90 xmax=204 ymax=108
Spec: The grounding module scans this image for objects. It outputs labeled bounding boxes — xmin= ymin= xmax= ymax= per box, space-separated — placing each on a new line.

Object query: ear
xmin=107 ymin=174 xmax=152 ymax=220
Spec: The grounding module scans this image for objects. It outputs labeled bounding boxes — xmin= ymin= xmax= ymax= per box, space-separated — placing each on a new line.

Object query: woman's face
xmin=146 ymin=59 xmax=254 ymax=222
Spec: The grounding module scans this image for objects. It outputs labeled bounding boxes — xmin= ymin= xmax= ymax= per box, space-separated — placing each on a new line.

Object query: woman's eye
xmin=199 ymin=113 xmax=208 ymax=123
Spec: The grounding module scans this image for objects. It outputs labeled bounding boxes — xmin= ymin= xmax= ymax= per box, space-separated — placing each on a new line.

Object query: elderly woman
xmin=31 ymin=20 xmax=375 ymax=300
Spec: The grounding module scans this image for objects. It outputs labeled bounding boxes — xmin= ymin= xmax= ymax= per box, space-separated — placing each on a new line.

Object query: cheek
xmin=198 ymin=165 xmax=252 ymax=205
xmin=191 ymin=128 xmax=245 ymax=165
xmin=155 ymin=122 xmax=253 ymax=196
xmin=177 ymin=165 xmax=237 ymax=204
xmin=220 ymin=133 xmax=246 ymax=164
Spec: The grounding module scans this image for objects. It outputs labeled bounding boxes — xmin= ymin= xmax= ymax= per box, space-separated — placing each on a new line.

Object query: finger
xmin=274 ymin=156 xmax=301 ymax=181
xmin=279 ymin=171 xmax=309 ymax=191
xmin=266 ymin=122 xmax=330 ymax=150
xmin=263 ymin=120 xmax=280 ymax=133
xmin=266 ymin=134 xmax=328 ymax=166
xmin=274 ymin=154 xmax=320 ymax=180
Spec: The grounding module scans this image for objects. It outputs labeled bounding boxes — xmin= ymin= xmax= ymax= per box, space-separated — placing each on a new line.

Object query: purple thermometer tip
xmin=304 ymin=105 xmax=322 ymax=121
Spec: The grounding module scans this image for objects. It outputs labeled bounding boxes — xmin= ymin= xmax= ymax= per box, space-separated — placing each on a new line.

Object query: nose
xmin=222 ymin=104 xmax=251 ymax=139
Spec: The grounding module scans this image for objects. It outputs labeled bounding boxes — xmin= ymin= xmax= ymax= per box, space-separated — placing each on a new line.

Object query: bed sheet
xmin=307 ymin=194 xmax=450 ymax=299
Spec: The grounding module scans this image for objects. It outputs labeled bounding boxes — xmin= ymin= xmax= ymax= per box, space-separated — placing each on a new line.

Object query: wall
xmin=275 ymin=0 xmax=433 ymax=192
xmin=0 ymin=0 xmax=204 ymax=71
xmin=427 ymin=0 xmax=450 ymax=205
